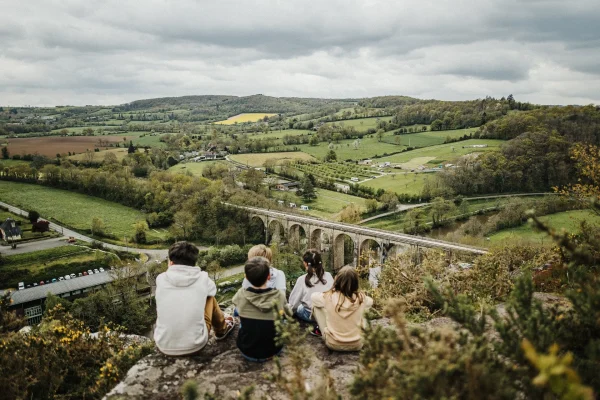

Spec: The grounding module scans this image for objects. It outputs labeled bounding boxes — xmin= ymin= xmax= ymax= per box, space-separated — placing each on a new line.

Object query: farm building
xmin=275 ymin=181 xmax=300 ymax=191
xmin=0 ymin=218 xmax=22 ymax=242
xmin=359 ymin=159 xmax=373 ymax=165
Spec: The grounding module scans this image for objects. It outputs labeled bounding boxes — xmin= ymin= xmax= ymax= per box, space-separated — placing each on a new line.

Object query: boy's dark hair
xmin=245 ymin=256 xmax=270 ymax=287
xmin=168 ymin=241 xmax=199 ymax=266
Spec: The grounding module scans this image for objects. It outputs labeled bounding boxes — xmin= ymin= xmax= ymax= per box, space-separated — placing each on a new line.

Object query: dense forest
xmin=436 ymin=106 xmax=600 ymax=195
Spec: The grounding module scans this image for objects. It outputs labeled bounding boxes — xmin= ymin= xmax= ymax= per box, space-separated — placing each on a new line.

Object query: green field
xmin=382 ymin=128 xmax=479 ymax=148
xmin=291 ymin=135 xmax=403 ymax=161
xmin=361 ymin=172 xmax=429 ymax=195
xmin=377 ymin=139 xmax=504 ymax=165
xmin=230 ymin=152 xmax=316 ymax=167
xmin=324 ymin=116 xmax=393 ymax=132
xmin=0 ymin=159 xmax=30 ymax=167
xmin=0 ymin=245 xmax=118 ymax=289
xmin=270 ymin=188 xmax=371 ymax=220
xmin=247 ymin=129 xmax=313 ymax=141
xmin=168 ymin=160 xmax=228 ymax=176
xmin=0 ymin=181 xmax=165 ymax=242
xmin=489 ymin=210 xmax=600 ymax=245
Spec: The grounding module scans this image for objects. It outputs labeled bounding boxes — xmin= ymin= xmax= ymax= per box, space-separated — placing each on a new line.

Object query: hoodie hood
xmin=164 ymin=265 xmax=203 ymax=287
xmin=244 ymin=288 xmax=282 ymax=313
xmin=333 ymin=293 xmax=363 ymax=319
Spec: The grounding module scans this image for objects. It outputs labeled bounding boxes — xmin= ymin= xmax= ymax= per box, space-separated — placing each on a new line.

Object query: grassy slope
xmin=269 ymin=188 xmax=370 ymax=220
xmin=0 ymin=246 xmax=117 ymax=289
xmin=246 ymin=129 xmax=313 ymax=141
xmin=489 ymin=210 xmax=600 ymax=245
xmin=324 ymin=116 xmax=393 ymax=132
xmin=230 ymin=152 xmax=316 ymax=167
xmin=168 ymin=160 xmax=228 ymax=176
xmin=360 ymin=172 xmax=429 ymax=195
xmin=292 ymin=135 xmax=402 ymax=161
xmin=0 ymin=181 xmax=164 ymax=241
xmin=381 ymin=127 xmax=479 ymax=148
xmin=377 ymin=139 xmax=504 ymax=165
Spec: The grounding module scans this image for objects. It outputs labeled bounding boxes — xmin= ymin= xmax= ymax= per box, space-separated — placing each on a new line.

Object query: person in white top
xmin=154 ymin=241 xmax=235 ymax=356
xmin=241 ymin=244 xmax=286 ymax=293
xmin=288 ymin=249 xmax=333 ymax=322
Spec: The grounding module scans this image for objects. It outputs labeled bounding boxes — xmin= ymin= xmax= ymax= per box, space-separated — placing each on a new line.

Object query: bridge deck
xmin=226 ymin=204 xmax=488 ymax=255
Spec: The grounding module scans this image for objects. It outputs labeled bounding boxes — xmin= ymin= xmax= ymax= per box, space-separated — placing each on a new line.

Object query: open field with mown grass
xmin=361 ymin=172 xmax=429 ymax=195
xmin=230 ymin=152 xmax=316 ymax=167
xmin=0 ymin=181 xmax=166 ymax=242
xmin=382 ymin=127 xmax=479 ymax=148
xmin=270 ymin=188 xmax=371 ymax=220
xmin=290 ymin=135 xmax=403 ymax=161
xmin=246 ymin=129 xmax=313 ymax=141
xmin=324 ymin=116 xmax=393 ymax=132
xmin=377 ymin=139 xmax=504 ymax=165
xmin=168 ymin=160 xmax=229 ymax=176
xmin=68 ymin=148 xmax=131 ymax=162
xmin=489 ymin=210 xmax=600 ymax=245
xmin=214 ymin=113 xmax=277 ymax=125
xmin=0 ymin=245 xmax=118 ymax=289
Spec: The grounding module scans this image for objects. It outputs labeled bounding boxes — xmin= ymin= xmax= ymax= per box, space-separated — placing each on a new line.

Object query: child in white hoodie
xmin=288 ymin=249 xmax=333 ymax=322
xmin=154 ymin=241 xmax=235 ymax=356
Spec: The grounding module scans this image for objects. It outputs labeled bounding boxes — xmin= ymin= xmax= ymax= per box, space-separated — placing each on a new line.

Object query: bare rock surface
xmin=104 ymin=323 xmax=362 ymax=400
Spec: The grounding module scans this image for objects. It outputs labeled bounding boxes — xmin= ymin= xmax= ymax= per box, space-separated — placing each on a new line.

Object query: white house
xmin=289 ymin=203 xmax=297 ymax=208
xmin=300 ymin=205 xmax=309 ymax=211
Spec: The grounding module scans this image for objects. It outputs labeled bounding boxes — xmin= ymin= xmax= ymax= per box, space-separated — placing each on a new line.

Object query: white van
xmin=18 ymin=282 xmax=24 ymax=290
xmin=300 ymin=205 xmax=309 ymax=211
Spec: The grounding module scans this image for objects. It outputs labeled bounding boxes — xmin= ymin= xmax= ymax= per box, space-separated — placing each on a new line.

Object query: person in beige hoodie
xmin=310 ymin=266 xmax=373 ymax=351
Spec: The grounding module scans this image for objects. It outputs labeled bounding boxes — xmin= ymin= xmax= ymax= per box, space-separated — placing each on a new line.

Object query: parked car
xmin=58 ymin=277 xmax=64 ymax=281
xmin=87 ymin=270 xmax=93 ymax=275
xmin=33 ymin=283 xmax=38 ymax=287
xmin=70 ymin=273 xmax=76 ymax=279
xmin=67 ymin=236 xmax=76 ymax=243
xmin=51 ymin=278 xmax=57 ymax=283
xmin=83 ymin=271 xmax=88 ymax=276
xmin=26 ymin=284 xmax=31 ymax=288
xmin=93 ymin=269 xmax=100 ymax=274
xmin=99 ymin=267 xmax=105 ymax=273
xmin=64 ymin=275 xmax=71 ymax=280
xmin=39 ymin=281 xmax=45 ymax=285
xmin=77 ymin=273 xmax=82 ymax=277
xmin=18 ymin=282 xmax=25 ymax=290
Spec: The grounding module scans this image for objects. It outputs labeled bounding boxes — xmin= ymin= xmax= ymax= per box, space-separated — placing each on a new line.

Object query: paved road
xmin=0 ymin=237 xmax=67 ymax=255
xmin=357 ymin=192 xmax=556 ymax=225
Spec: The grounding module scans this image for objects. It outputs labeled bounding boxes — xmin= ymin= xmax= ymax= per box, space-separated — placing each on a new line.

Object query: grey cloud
xmin=0 ymin=0 xmax=599 ymax=106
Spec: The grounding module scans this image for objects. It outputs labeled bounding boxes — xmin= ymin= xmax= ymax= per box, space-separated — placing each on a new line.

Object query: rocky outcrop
xmin=104 ymin=323 xmax=360 ymax=399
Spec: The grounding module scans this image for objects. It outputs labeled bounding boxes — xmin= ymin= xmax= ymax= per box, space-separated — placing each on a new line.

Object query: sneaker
xmin=309 ymin=325 xmax=322 ymax=337
xmin=215 ymin=316 xmax=236 ymax=341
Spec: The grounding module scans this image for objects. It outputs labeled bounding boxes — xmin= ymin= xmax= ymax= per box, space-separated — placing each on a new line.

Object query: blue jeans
xmin=241 ymin=349 xmax=283 ymax=363
xmin=295 ymin=304 xmax=312 ymax=322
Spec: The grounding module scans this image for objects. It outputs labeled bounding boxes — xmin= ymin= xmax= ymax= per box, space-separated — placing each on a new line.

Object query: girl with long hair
xmin=311 ymin=266 xmax=373 ymax=351
xmin=288 ymin=249 xmax=333 ymax=322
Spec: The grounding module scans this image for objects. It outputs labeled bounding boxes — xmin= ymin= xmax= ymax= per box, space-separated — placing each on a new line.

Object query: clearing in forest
xmin=214 ymin=113 xmax=277 ymax=125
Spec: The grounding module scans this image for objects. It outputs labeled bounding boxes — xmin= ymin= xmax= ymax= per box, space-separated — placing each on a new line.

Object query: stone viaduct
xmin=228 ymin=204 xmax=488 ymax=271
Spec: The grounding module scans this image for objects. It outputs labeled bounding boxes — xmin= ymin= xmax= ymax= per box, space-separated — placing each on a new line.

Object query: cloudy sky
xmin=1 ymin=0 xmax=599 ymax=106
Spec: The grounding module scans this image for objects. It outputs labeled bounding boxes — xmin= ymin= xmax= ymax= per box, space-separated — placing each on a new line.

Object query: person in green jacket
xmin=233 ymin=256 xmax=290 ymax=362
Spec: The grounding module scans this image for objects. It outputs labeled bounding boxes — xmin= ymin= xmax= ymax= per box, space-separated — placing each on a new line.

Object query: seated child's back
xmin=233 ymin=257 xmax=288 ymax=360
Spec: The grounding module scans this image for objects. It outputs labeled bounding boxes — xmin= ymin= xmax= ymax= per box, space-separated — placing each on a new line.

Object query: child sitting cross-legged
xmin=288 ymin=249 xmax=333 ymax=322
xmin=311 ymin=266 xmax=373 ymax=351
xmin=233 ymin=256 xmax=290 ymax=362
